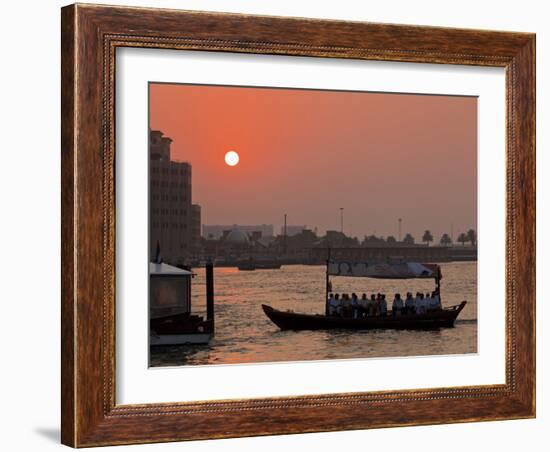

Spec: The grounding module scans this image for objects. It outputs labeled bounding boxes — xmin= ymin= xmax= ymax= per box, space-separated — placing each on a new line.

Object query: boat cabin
xmin=149 ymin=262 xmax=194 ymax=319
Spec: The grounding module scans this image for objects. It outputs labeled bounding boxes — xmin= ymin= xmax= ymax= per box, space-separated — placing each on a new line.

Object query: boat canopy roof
xmin=149 ymin=262 xmax=194 ymax=276
xmin=328 ymin=261 xmax=440 ymax=279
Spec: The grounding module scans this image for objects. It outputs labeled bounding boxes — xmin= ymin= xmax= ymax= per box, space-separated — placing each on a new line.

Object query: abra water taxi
xmin=262 ymin=256 xmax=467 ymax=331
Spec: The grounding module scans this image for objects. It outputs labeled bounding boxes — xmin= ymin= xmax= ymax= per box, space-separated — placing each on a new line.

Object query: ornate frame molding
xmin=61 ymin=4 xmax=535 ymax=447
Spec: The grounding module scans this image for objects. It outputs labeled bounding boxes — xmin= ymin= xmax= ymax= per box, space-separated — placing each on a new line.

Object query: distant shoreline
xmin=191 ymin=258 xmax=477 ymax=269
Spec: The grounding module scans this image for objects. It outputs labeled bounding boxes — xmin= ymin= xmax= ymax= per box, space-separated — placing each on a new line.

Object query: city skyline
xmin=200 ymin=220 xmax=473 ymax=245
xmin=149 ymin=83 xmax=477 ymax=240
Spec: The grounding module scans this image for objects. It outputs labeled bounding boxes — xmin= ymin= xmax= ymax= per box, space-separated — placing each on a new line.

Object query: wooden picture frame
xmin=61 ymin=3 xmax=535 ymax=447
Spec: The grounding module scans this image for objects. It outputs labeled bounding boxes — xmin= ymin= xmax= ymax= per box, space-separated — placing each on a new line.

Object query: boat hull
xmin=150 ymin=333 xmax=212 ymax=346
xmin=150 ymin=312 xmax=213 ymax=345
xmin=262 ymin=302 xmax=467 ymax=331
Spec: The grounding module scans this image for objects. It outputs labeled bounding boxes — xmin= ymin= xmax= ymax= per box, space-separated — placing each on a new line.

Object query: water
xmin=150 ymin=262 xmax=477 ymax=366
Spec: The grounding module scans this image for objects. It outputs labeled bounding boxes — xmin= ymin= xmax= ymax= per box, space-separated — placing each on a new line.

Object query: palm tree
xmin=403 ymin=233 xmax=415 ymax=245
xmin=422 ymin=230 xmax=433 ymax=246
xmin=440 ymin=233 xmax=452 ymax=246
xmin=466 ymin=229 xmax=477 ymax=247
xmin=457 ymin=233 xmax=468 ymax=246
xmin=386 ymin=235 xmax=397 ymax=245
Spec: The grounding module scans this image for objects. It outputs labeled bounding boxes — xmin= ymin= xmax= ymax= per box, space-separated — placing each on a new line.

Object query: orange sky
xmin=149 ymin=83 xmax=477 ymax=241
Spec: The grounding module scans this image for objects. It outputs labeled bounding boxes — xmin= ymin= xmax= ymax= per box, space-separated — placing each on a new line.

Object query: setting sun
xmin=224 ymin=150 xmax=239 ymax=167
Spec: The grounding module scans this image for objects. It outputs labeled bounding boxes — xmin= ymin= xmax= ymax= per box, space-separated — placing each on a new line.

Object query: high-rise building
xmin=190 ymin=204 xmax=202 ymax=249
xmin=149 ymin=130 xmax=201 ymax=264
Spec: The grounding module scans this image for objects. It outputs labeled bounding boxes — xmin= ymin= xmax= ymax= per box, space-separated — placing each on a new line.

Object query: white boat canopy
xmin=149 ymin=262 xmax=194 ymax=276
xmin=328 ymin=261 xmax=440 ymax=279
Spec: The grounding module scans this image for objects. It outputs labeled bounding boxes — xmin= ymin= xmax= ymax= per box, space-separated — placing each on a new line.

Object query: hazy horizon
xmin=149 ymin=83 xmax=477 ymax=242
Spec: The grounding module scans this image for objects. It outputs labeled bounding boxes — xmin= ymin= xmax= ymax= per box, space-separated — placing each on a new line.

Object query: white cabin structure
xmin=149 ymin=262 xmax=194 ymax=319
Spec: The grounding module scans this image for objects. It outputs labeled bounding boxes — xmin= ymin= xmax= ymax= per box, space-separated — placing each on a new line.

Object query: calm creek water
xmin=150 ymin=262 xmax=477 ymax=366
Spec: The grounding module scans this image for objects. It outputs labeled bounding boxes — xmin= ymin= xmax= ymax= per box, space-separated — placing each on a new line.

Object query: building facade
xmin=281 ymin=225 xmax=307 ymax=237
xmin=190 ymin=204 xmax=202 ymax=250
xmin=202 ymin=224 xmax=274 ymax=240
xmin=149 ymin=130 xmax=200 ymax=264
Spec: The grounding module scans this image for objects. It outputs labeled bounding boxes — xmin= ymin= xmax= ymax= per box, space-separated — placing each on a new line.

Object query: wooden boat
xmin=262 ymin=302 xmax=467 ymax=331
xmin=261 ymin=253 xmax=468 ymax=331
xmin=151 ymin=331 xmax=212 ymax=346
xmin=149 ymin=258 xmax=215 ymax=346
xmin=150 ymin=312 xmax=213 ymax=346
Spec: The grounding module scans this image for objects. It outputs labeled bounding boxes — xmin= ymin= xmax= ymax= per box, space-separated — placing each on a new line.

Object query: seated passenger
xmin=428 ymin=291 xmax=441 ymax=310
xmin=392 ymin=293 xmax=404 ymax=316
xmin=328 ymin=293 xmax=337 ymax=316
xmin=334 ymin=293 xmax=343 ymax=317
xmin=413 ymin=292 xmax=420 ymax=314
xmin=415 ymin=293 xmax=427 ymax=315
xmin=421 ymin=294 xmax=429 ymax=313
xmin=342 ymin=294 xmax=353 ymax=317
xmin=359 ymin=293 xmax=369 ymax=317
xmin=379 ymin=294 xmax=388 ymax=316
xmin=367 ymin=294 xmax=377 ymax=316
xmin=375 ymin=293 xmax=383 ymax=316
xmin=351 ymin=293 xmax=359 ymax=319
xmin=404 ymin=292 xmax=415 ymax=314
xmin=424 ymin=292 xmax=432 ymax=309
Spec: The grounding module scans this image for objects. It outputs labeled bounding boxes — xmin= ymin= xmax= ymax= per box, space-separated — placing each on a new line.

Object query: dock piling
xmin=206 ymin=261 xmax=214 ymax=330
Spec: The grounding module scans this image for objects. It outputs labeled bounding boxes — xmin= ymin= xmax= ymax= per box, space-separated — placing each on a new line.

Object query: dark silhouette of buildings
xmin=149 ymin=130 xmax=201 ymax=264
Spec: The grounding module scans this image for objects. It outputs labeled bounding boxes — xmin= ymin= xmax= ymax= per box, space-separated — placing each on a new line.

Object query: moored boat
xmin=149 ymin=255 xmax=215 ymax=346
xmin=150 ymin=311 xmax=213 ymax=345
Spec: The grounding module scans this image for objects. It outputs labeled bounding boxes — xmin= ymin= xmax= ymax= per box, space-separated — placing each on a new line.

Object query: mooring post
xmin=325 ymin=247 xmax=331 ymax=316
xmin=206 ymin=261 xmax=214 ymax=331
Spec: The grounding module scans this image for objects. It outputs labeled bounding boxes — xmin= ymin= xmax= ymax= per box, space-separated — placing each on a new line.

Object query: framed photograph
xmin=61 ymin=4 xmax=535 ymax=447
